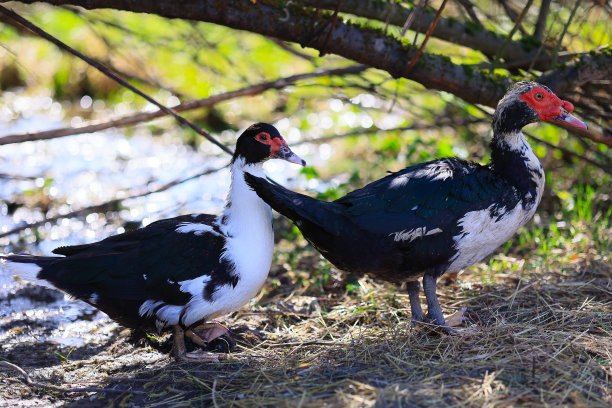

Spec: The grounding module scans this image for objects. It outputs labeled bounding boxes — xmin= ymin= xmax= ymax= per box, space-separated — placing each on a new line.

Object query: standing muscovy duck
xmin=1 ymin=123 xmax=305 ymax=361
xmin=245 ymin=82 xmax=587 ymax=332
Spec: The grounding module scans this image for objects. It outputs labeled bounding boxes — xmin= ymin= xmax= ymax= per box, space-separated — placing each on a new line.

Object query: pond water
xmin=0 ymin=93 xmax=315 ymax=347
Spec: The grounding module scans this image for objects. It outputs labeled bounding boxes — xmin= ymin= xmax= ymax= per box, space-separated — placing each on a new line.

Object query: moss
xmin=464 ymin=20 xmax=482 ymax=36
xmin=463 ymin=64 xmax=476 ymax=79
xmin=519 ymin=35 xmax=541 ymax=52
xmin=447 ymin=16 xmax=457 ymax=28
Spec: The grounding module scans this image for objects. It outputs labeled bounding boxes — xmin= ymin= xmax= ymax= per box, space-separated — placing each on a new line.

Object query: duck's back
xmin=304 ymin=158 xmax=520 ymax=281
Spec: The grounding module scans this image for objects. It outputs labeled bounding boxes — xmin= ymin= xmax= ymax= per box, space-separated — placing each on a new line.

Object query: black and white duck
xmin=1 ymin=122 xmax=305 ymax=360
xmin=244 ymin=82 xmax=587 ymax=331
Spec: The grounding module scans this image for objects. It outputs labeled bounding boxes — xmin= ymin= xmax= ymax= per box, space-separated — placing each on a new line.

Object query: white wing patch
xmin=447 ymin=202 xmax=535 ymax=272
xmin=413 ymin=163 xmax=454 ymax=181
xmin=178 ymin=275 xmax=211 ymax=295
xmin=139 ymin=300 xmax=164 ymax=318
xmin=175 ymin=222 xmax=220 ymax=236
xmin=390 ymin=175 xmax=409 ymax=189
xmin=390 ymin=227 xmax=443 ymax=242
xmin=390 ymin=163 xmax=453 ymax=189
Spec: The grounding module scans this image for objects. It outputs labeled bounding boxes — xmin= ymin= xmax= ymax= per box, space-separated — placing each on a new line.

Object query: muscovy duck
xmin=244 ymin=82 xmax=587 ymax=331
xmin=1 ymin=122 xmax=305 ymax=360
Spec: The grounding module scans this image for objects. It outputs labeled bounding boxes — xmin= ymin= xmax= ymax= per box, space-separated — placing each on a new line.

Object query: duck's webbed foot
xmin=189 ymin=322 xmax=230 ymax=343
xmin=422 ymin=274 xmax=459 ymax=335
xmin=172 ymin=325 xmax=230 ymax=362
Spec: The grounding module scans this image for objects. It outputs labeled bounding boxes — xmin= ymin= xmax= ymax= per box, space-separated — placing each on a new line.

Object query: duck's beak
xmin=275 ymin=145 xmax=306 ymax=166
xmin=548 ymin=101 xmax=588 ymax=130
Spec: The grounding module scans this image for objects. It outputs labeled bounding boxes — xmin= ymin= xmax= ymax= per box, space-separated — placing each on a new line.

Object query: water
xmin=0 ymin=93 xmax=311 ymax=347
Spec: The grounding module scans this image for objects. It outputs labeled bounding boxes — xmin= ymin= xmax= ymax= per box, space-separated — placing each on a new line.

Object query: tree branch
xmin=0 ymin=0 xmax=511 ymax=106
xmin=295 ymin=0 xmax=551 ymax=68
xmin=3 ymin=1 xmax=611 ymax=146
xmin=0 ymin=65 xmax=367 ymax=145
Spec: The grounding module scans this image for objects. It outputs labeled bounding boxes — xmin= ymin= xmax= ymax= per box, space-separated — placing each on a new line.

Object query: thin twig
xmin=456 ymin=0 xmax=482 ymax=26
xmin=523 ymin=130 xmax=611 ymax=174
xmin=319 ymin=0 xmax=344 ymax=57
xmin=0 ymin=65 xmax=367 ymax=146
xmin=404 ymin=0 xmax=449 ymax=75
xmin=0 ymin=5 xmax=232 ymax=155
xmin=551 ymin=0 xmax=581 ymax=68
xmin=0 ymin=361 xmax=145 ymax=394
xmin=293 ymin=119 xmax=482 ymax=146
xmin=489 ymin=0 xmax=534 ymax=72
xmin=0 ymin=165 xmax=227 ymax=239
xmin=400 ymin=0 xmax=427 ymax=37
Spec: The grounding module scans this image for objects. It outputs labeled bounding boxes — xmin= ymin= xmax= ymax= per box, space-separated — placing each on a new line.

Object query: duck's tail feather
xmin=1 ymin=254 xmax=60 ymax=289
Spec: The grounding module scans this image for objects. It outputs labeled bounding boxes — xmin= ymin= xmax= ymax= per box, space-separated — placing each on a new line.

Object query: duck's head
xmin=492 ymin=81 xmax=588 ymax=135
xmin=232 ymin=123 xmax=306 ymax=166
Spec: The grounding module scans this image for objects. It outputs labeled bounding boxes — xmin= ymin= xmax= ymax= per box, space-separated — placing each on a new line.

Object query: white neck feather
xmin=222 ymin=157 xmax=273 ymax=236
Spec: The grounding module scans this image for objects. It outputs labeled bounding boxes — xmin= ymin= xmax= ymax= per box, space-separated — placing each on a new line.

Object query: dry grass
xmin=1 ymin=226 xmax=610 ymax=407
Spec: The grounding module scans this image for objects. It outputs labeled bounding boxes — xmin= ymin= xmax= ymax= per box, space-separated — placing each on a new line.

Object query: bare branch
xmin=490 ymin=0 xmax=534 ymax=72
xmin=294 ymin=118 xmax=483 ymax=146
xmin=0 ymin=66 xmax=367 ymax=145
xmin=551 ymin=0 xmax=581 ymax=68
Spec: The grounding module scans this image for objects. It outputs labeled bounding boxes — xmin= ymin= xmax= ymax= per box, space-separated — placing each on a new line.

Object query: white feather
xmin=447 ymin=130 xmax=544 ymax=272
xmin=175 ymin=222 xmax=220 ymax=236
xmin=390 ymin=227 xmax=443 ymax=243
xmin=139 ymin=158 xmax=275 ymax=330
xmin=179 ymin=158 xmax=274 ymax=327
xmin=448 ymin=201 xmax=538 ymax=272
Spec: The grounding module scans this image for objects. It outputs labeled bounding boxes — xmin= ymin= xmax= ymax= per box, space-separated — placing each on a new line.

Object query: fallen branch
xmin=0 ymin=65 xmax=367 ymax=146
xmin=0 ymin=360 xmax=145 ymax=394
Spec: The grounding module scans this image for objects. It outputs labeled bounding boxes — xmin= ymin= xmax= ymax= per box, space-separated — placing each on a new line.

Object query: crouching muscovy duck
xmin=244 ymin=82 xmax=587 ymax=332
xmin=1 ymin=123 xmax=305 ymax=361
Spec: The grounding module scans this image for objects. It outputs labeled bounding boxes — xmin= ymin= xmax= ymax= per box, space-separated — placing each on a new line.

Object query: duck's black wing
xmin=246 ymin=158 xmax=517 ymax=277
xmin=10 ymin=214 xmax=232 ymax=330
xmin=336 ymin=158 xmax=511 ymax=232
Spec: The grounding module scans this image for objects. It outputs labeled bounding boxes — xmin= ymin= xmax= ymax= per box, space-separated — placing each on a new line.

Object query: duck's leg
xmin=406 ymin=280 xmax=423 ymax=327
xmin=172 ymin=325 xmax=187 ymax=358
xmin=422 ymin=274 xmax=456 ymax=334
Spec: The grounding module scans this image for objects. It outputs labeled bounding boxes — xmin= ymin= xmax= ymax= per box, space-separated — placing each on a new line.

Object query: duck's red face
xmin=234 ymin=123 xmax=306 ymax=166
xmin=520 ymin=87 xmax=587 ymax=130
xmin=255 ymin=131 xmax=306 ymax=166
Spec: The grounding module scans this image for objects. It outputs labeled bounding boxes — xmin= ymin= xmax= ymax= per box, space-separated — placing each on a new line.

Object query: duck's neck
xmin=489 ymin=129 xmax=545 ymax=206
xmin=221 ymin=158 xmax=273 ymax=236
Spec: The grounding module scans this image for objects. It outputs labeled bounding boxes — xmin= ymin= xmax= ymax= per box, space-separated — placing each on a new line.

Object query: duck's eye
xmin=257 ymin=133 xmax=269 ymax=141
xmin=535 ymin=93 xmax=544 ymax=100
